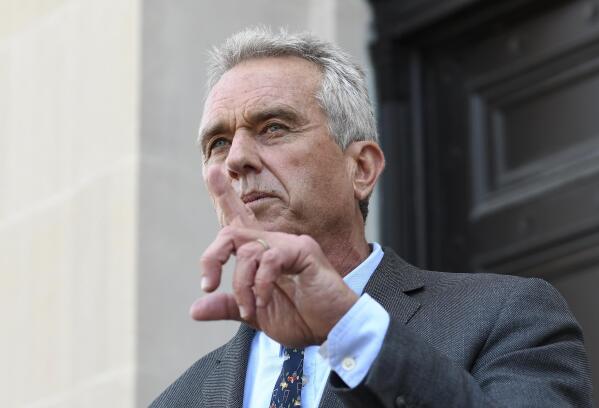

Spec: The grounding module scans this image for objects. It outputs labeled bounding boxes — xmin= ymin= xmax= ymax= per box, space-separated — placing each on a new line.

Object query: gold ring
xmin=255 ymin=238 xmax=270 ymax=251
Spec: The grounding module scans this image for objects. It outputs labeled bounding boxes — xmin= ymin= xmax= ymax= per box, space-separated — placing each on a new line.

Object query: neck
xmin=319 ymin=226 xmax=371 ymax=277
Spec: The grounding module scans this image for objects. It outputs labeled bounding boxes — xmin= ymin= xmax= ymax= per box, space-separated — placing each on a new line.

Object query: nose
xmin=225 ymin=131 xmax=262 ymax=179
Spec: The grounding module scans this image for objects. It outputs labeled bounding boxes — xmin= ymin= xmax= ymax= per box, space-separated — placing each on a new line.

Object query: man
xmin=151 ymin=27 xmax=593 ymax=407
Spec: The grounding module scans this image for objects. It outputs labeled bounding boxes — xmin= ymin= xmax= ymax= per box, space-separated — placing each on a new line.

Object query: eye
xmin=206 ymin=137 xmax=230 ymax=156
xmin=263 ymin=123 xmax=287 ymax=135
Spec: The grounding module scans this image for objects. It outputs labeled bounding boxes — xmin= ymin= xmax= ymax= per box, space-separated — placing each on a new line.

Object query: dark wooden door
xmin=369 ymin=0 xmax=599 ymax=403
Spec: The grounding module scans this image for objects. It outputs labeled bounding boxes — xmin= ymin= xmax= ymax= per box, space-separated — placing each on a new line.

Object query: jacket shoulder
xmin=149 ymin=343 xmax=228 ymax=407
xmin=380 ymin=246 xmax=555 ymax=304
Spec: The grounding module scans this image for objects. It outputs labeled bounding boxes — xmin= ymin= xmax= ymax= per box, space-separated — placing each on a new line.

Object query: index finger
xmin=205 ymin=167 xmax=259 ymax=228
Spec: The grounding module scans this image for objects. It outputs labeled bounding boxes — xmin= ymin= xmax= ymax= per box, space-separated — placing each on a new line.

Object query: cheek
xmin=202 ymin=164 xmax=223 ymax=208
xmin=292 ymin=156 xmax=351 ymax=200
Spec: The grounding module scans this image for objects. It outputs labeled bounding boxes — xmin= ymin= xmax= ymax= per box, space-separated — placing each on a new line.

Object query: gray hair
xmin=206 ymin=26 xmax=378 ymax=149
xmin=205 ymin=27 xmax=378 ymax=220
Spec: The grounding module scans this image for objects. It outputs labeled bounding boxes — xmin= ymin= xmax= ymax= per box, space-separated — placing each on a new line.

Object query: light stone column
xmin=0 ymin=0 xmax=139 ymax=407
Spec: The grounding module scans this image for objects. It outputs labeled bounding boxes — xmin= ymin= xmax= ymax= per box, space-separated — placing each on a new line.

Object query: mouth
xmin=241 ymin=191 xmax=277 ymax=205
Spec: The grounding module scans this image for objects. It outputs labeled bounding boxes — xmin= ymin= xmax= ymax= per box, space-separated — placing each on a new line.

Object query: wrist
xmin=321 ymin=294 xmax=390 ymax=388
xmin=315 ymin=287 xmax=359 ymax=344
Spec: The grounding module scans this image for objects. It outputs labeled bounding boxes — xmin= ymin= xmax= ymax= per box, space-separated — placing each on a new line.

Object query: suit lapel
xmin=318 ymin=248 xmax=424 ymax=407
xmin=202 ymin=323 xmax=255 ymax=408
xmin=318 ymin=385 xmax=345 ymax=408
xmin=363 ymin=247 xmax=424 ymax=325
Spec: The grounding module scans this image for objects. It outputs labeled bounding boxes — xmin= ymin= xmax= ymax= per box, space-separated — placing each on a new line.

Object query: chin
xmin=255 ymin=219 xmax=286 ymax=233
xmin=254 ymin=217 xmax=301 ymax=235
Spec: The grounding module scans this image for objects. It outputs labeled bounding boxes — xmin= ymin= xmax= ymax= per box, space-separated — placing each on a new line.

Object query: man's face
xmin=200 ymin=56 xmax=358 ymax=240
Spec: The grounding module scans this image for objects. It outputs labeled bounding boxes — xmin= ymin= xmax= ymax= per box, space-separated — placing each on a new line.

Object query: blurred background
xmin=1 ymin=0 xmax=597 ymax=407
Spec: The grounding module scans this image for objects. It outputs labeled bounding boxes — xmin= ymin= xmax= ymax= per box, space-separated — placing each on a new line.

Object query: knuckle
xmin=261 ymin=248 xmax=280 ymax=265
xmin=199 ymin=255 xmax=209 ymax=267
xmin=254 ymin=278 xmax=271 ymax=292
xmin=236 ymin=244 xmax=255 ymax=259
xmin=231 ymin=279 xmax=245 ymax=292
xmin=199 ymin=255 xmax=216 ymax=270
xmin=219 ymin=225 xmax=236 ymax=239
xmin=298 ymin=234 xmax=317 ymax=250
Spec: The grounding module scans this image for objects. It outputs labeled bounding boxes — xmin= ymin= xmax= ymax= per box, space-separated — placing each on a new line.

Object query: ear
xmin=344 ymin=141 xmax=386 ymax=201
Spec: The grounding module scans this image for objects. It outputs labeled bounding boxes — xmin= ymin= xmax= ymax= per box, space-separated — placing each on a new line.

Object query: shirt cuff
xmin=319 ymin=293 xmax=390 ymax=388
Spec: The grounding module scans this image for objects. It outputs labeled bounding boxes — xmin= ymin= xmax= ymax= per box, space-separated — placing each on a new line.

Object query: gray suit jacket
xmin=151 ymin=248 xmax=593 ymax=407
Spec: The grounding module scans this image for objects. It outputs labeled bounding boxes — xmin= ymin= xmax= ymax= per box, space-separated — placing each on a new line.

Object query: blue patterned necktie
xmin=269 ymin=347 xmax=304 ymax=408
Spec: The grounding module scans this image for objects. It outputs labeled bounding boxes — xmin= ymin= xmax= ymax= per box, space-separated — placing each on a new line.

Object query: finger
xmin=254 ymin=235 xmax=323 ymax=306
xmin=200 ymin=228 xmax=236 ymax=292
xmin=254 ymin=247 xmax=285 ymax=308
xmin=205 ymin=167 xmax=258 ymax=228
xmin=189 ymin=292 xmax=242 ymax=321
xmin=200 ymin=226 xmax=264 ymax=292
xmin=232 ymin=241 xmax=264 ymax=321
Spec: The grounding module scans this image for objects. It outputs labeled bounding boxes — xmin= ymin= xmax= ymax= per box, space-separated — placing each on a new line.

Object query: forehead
xmin=201 ymin=56 xmax=323 ymax=124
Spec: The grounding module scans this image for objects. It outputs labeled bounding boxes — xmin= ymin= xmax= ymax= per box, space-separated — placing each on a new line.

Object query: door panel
xmin=369 ymin=0 xmax=599 ymax=403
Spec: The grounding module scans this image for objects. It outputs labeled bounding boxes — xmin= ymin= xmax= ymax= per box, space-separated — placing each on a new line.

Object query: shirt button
xmin=341 ymin=357 xmax=356 ymax=371
xmin=395 ymin=395 xmax=407 ymax=407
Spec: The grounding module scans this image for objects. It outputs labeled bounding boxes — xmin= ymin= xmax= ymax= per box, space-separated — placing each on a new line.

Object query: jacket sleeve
xmin=328 ymin=278 xmax=593 ymax=408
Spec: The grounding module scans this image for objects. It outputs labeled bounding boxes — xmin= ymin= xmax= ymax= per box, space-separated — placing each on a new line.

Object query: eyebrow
xmin=249 ymin=106 xmax=303 ymax=126
xmin=198 ymin=122 xmax=228 ymax=153
xmin=198 ymin=106 xmax=304 ymax=153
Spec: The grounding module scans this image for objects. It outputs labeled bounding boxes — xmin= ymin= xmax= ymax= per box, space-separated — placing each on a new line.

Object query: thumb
xmin=190 ymin=292 xmax=242 ymax=322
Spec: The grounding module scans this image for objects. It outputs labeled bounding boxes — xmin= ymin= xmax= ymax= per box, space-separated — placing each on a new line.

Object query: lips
xmin=241 ymin=191 xmax=277 ymax=204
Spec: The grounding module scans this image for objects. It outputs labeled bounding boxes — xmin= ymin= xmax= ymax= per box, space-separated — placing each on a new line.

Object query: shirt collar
xmin=343 ymin=242 xmax=384 ymax=295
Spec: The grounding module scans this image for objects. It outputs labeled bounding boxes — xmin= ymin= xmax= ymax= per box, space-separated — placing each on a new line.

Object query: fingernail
xmin=201 ymin=277 xmax=209 ymax=291
xmin=256 ymin=296 xmax=264 ymax=307
xmin=239 ymin=306 xmax=248 ymax=319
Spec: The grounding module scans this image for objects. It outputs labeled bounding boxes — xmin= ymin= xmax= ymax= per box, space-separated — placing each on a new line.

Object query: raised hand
xmin=190 ymin=168 xmax=358 ymax=347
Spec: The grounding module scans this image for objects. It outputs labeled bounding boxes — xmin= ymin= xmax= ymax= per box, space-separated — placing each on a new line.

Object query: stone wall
xmin=0 ymin=0 xmax=139 ymax=406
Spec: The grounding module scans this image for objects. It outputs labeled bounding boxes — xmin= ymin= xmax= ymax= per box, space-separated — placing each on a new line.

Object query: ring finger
xmin=232 ymin=239 xmax=269 ymax=323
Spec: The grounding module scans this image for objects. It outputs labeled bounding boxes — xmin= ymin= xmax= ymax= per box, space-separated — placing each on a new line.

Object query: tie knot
xmin=283 ymin=348 xmax=304 ymax=373
xmin=284 ymin=347 xmax=303 ymax=358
